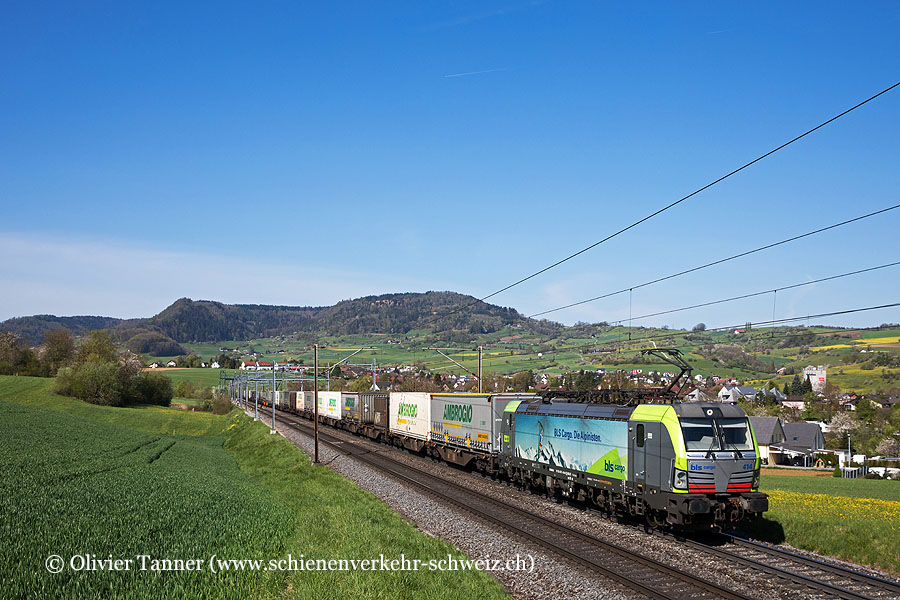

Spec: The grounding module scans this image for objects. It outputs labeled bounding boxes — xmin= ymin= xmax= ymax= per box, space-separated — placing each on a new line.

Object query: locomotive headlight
xmin=674 ymin=468 xmax=688 ymax=490
xmin=752 ymin=469 xmax=760 ymax=489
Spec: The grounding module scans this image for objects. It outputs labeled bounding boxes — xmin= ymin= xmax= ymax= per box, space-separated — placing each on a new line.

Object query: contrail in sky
xmin=444 ymin=68 xmax=506 ymax=78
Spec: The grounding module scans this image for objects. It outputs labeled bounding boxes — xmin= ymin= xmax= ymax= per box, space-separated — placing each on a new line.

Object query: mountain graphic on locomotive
xmin=245 ymin=348 xmax=768 ymax=530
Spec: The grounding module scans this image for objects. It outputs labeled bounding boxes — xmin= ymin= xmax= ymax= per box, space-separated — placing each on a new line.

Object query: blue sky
xmin=2 ymin=1 xmax=899 ymax=330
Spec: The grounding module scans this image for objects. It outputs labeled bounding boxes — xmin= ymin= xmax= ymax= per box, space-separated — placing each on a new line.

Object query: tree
xmin=0 ymin=332 xmax=44 ymax=376
xmin=76 ymin=330 xmax=118 ymax=364
xmin=0 ymin=332 xmax=23 ymax=374
xmin=40 ymin=328 xmax=75 ymax=375
xmin=349 ymin=376 xmax=373 ymax=393
xmin=574 ymin=369 xmax=601 ymax=391
xmin=56 ymin=334 xmax=171 ymax=407
xmin=875 ymin=437 xmax=900 ymax=457
xmin=692 ymin=323 xmax=707 ymax=332
xmin=511 ymin=370 xmax=533 ymax=392
xmin=175 ymin=380 xmax=196 ymax=398
xmin=856 ymin=398 xmax=879 ymax=424
xmin=829 ymin=411 xmax=854 ymax=433
xmin=790 ymin=374 xmax=802 ymax=396
xmin=800 ymin=375 xmax=813 ymax=395
xmin=782 ymin=382 xmax=790 ymax=396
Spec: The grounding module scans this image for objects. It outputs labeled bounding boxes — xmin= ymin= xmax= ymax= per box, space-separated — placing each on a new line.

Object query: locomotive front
xmin=649 ymin=402 xmax=769 ymax=528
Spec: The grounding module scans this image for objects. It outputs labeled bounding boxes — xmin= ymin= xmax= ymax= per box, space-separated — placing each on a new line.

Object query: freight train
xmin=237 ymin=353 xmax=768 ymax=530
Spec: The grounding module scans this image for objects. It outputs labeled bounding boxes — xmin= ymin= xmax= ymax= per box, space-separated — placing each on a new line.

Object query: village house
xmin=757 ymin=387 xmax=787 ymax=403
xmin=781 ymin=400 xmax=806 ymax=414
xmin=685 ymin=388 xmax=711 ymax=402
xmin=781 ymin=422 xmax=826 ymax=466
xmin=240 ymin=360 xmax=273 ymax=371
xmin=840 ymin=392 xmax=859 ymax=410
xmin=748 ymin=416 xmax=786 ymax=465
xmin=717 ymin=385 xmax=757 ymax=403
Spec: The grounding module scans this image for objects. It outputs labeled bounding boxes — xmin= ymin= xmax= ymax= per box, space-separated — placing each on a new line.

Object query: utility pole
xmin=314 ymin=344 xmax=319 ymax=464
xmin=271 ymin=361 xmax=276 ymax=433
xmin=478 ymin=346 xmax=483 ymax=393
xmin=254 ymin=377 xmax=259 ymax=420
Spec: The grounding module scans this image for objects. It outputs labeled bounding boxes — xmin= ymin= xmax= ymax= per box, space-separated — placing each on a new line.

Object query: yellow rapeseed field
xmin=811 ymin=336 xmax=900 ymax=351
xmin=766 ymin=489 xmax=900 ymax=530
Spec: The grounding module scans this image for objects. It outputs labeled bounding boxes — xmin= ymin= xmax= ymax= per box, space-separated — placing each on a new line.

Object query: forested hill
xmin=0 ymin=315 xmax=127 ymax=345
xmin=147 ymin=292 xmax=559 ymax=340
xmin=1 ymin=292 xmax=562 ymax=347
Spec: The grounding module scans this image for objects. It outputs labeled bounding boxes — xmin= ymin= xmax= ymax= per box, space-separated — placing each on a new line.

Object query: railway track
xmin=573 ymin=486 xmax=900 ymax=599
xmin=270 ymin=410 xmax=752 ymax=600
xmin=701 ymin=533 xmax=900 ymax=600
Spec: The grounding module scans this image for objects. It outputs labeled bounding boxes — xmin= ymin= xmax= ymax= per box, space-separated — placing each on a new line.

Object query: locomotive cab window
xmin=718 ymin=418 xmax=754 ymax=450
xmin=636 ymin=424 xmax=645 ymax=447
xmin=680 ymin=418 xmax=717 ymax=451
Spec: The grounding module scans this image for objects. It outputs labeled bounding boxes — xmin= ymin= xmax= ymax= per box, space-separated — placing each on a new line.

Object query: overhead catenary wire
xmin=415 ymin=266 xmax=900 ymax=368
xmin=418 ymin=303 xmax=900 ymax=371
xmin=528 ymin=204 xmax=900 ymax=318
xmin=432 ymin=80 xmax=900 ymax=324
xmin=616 ymin=260 xmax=900 ymax=324
xmin=564 ymin=302 xmax=900 ymax=354
xmin=421 ymin=325 xmax=894 ymax=373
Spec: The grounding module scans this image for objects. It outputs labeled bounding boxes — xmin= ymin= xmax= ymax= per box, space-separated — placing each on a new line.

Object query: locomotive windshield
xmin=680 ymin=419 xmax=718 ymax=451
xmin=718 ymin=418 xmax=754 ymax=451
xmin=680 ymin=417 xmax=754 ymax=452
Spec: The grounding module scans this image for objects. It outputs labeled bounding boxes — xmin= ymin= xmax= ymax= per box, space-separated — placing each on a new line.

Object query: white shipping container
xmin=299 ymin=391 xmax=315 ymax=412
xmin=389 ymin=392 xmax=431 ymax=440
xmin=431 ymin=394 xmax=493 ymax=453
xmin=318 ymin=391 xmax=342 ymax=420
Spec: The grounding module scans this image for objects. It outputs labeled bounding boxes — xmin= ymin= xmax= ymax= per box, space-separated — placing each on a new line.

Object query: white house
xmin=686 ymin=389 xmax=710 ymax=402
xmin=240 ymin=361 xmax=273 ymax=371
xmin=717 ymin=385 xmax=757 ymax=403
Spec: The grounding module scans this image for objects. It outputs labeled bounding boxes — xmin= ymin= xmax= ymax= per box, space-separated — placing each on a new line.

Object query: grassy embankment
xmin=148 ymin=367 xmax=224 ymax=389
xmin=0 ymin=376 xmax=510 ymax=600
xmin=748 ymin=471 xmax=900 ymax=575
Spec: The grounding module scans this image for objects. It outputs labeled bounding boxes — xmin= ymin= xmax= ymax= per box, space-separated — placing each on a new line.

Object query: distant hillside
xmin=147 ymin=293 xmax=559 ymax=341
xmin=1 ymin=292 xmax=562 ymax=346
xmin=314 ymin=292 xmax=552 ymax=336
xmin=148 ymin=298 xmax=319 ymax=341
xmin=0 ymin=315 xmax=127 ymax=345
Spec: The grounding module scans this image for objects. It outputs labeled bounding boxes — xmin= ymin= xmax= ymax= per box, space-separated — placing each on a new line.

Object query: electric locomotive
xmin=499 ymin=350 xmax=768 ymax=530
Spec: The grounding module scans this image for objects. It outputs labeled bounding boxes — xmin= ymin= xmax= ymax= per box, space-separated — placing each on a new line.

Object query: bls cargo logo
xmin=443 ymin=404 xmax=473 ymax=423
xmin=690 ymin=464 xmax=715 ymax=471
xmin=604 ymin=461 xmax=626 ymax=475
xmin=398 ymin=403 xmax=418 ymax=418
